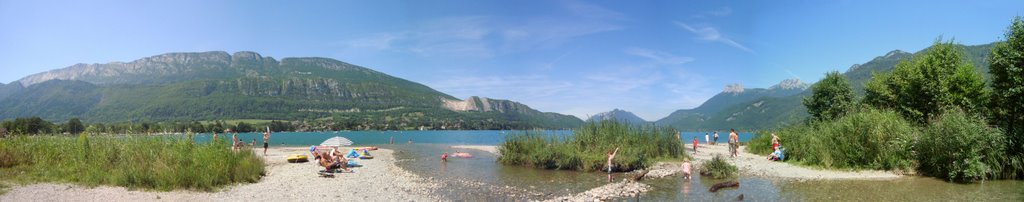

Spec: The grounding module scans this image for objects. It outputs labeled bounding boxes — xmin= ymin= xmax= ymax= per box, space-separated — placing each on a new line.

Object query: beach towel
xmin=346 ymin=149 xmax=360 ymax=158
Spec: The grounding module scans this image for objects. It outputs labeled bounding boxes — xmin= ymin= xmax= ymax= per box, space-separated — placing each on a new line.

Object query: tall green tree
xmin=803 ymin=71 xmax=855 ymax=121
xmin=988 ymin=16 xmax=1024 ymax=178
xmin=864 ymin=39 xmax=987 ymax=124
xmin=65 ymin=118 xmax=85 ymax=135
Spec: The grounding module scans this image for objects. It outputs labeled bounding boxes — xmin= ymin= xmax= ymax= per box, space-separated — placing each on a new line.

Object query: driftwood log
xmin=628 ymin=170 xmax=650 ymax=182
xmin=709 ymin=180 xmax=740 ymax=192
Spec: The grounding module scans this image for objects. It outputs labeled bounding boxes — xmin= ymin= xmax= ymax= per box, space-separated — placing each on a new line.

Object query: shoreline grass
xmin=497 ymin=121 xmax=686 ymax=172
xmin=700 ymin=155 xmax=738 ymax=179
xmin=0 ymin=134 xmax=265 ymax=191
xmin=748 ymin=109 xmax=917 ymax=171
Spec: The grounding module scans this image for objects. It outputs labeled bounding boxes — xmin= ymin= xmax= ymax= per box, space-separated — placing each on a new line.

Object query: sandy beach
xmin=0 ymin=147 xmax=438 ymax=202
xmin=450 ymin=145 xmax=499 ymax=155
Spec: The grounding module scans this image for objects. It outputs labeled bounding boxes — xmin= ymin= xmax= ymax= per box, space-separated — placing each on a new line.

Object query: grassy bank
xmin=750 ymin=108 xmax=1015 ymax=182
xmin=748 ymin=108 xmax=918 ymax=171
xmin=0 ymin=134 xmax=264 ymax=191
xmin=497 ymin=121 xmax=686 ymax=172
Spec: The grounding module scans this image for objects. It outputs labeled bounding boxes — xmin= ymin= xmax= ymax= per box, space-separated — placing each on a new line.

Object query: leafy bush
xmin=917 ymin=110 xmax=1006 ymax=182
xmin=0 ymin=134 xmax=265 ymax=191
xmin=751 ymin=108 xmax=917 ymax=171
xmin=700 ymin=155 xmax=738 ymax=179
xmin=988 ymin=16 xmax=1024 ymax=179
xmin=803 ymin=71 xmax=855 ymax=121
xmin=864 ymin=39 xmax=987 ymax=124
xmin=498 ymin=121 xmax=685 ymax=172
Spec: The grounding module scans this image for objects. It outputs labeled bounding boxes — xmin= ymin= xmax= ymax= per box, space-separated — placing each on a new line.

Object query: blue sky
xmin=1 ymin=0 xmax=1022 ymax=121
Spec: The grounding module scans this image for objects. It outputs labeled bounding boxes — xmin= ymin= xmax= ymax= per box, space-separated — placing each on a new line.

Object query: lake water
xmin=192 ymin=130 xmax=1023 ymax=200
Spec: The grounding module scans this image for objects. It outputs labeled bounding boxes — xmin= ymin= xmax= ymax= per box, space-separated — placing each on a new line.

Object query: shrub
xmin=752 ymin=108 xmax=918 ymax=171
xmin=917 ymin=110 xmax=1006 ymax=182
xmin=700 ymin=155 xmax=737 ymax=179
xmin=498 ymin=121 xmax=685 ymax=172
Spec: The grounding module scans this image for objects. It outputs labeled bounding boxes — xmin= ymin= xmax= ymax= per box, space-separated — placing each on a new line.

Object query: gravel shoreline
xmin=0 ymin=147 xmax=439 ymax=202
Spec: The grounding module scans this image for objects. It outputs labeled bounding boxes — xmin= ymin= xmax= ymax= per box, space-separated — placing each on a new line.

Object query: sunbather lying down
xmin=319 ymin=150 xmax=352 ymax=173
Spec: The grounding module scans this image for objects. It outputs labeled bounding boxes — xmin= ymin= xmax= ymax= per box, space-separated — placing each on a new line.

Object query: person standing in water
xmin=682 ymin=160 xmax=692 ymax=180
xmin=263 ymin=127 xmax=270 ymax=156
xmin=606 ymin=147 xmax=620 ymax=183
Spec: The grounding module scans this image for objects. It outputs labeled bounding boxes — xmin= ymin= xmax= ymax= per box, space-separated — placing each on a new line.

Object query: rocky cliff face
xmin=723 ymin=83 xmax=744 ymax=94
xmin=17 ymin=51 xmax=240 ymax=86
xmin=769 ymin=78 xmax=809 ymax=90
xmin=442 ymin=96 xmax=530 ymax=113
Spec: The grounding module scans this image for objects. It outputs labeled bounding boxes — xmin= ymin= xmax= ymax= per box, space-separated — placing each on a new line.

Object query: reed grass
xmin=748 ymin=108 xmax=917 ymax=171
xmin=497 ymin=121 xmax=686 ymax=172
xmin=0 ymin=134 xmax=264 ymax=191
xmin=917 ymin=110 xmax=1007 ymax=182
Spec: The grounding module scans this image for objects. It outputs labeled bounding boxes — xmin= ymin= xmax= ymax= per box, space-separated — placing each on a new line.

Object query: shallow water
xmin=189 ymin=130 xmax=1022 ymax=200
xmin=388 ymin=143 xmax=1024 ymax=201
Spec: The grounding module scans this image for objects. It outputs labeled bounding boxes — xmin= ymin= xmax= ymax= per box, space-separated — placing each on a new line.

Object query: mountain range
xmin=586 ymin=109 xmax=648 ymax=125
xmin=1 ymin=42 xmax=998 ymax=131
xmin=651 ymin=42 xmax=996 ymax=131
xmin=0 ymin=51 xmax=582 ymax=130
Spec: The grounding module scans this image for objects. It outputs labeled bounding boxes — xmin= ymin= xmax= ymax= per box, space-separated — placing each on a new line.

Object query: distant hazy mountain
xmin=654 ymin=79 xmax=808 ymax=130
xmin=0 ymin=51 xmax=582 ymax=130
xmin=655 ymin=42 xmax=997 ymax=131
xmin=587 ymin=109 xmax=648 ymax=124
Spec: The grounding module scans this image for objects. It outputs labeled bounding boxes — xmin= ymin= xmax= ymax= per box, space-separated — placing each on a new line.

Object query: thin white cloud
xmin=674 ymin=21 xmax=753 ymax=53
xmin=708 ymin=7 xmax=733 ymax=17
xmin=690 ymin=7 xmax=733 ymax=19
xmin=338 ymin=13 xmax=620 ymax=58
xmin=561 ymin=0 xmax=626 ymax=20
xmin=501 ymin=18 xmax=621 ymax=51
xmin=625 ymin=48 xmax=694 ymax=65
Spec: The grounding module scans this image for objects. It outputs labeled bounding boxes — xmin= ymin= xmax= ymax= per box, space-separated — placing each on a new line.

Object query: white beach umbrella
xmin=320 ymin=136 xmax=353 ymax=147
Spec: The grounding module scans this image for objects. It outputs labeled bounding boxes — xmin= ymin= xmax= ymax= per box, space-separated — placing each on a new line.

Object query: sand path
xmin=0 ymin=147 xmax=438 ymax=202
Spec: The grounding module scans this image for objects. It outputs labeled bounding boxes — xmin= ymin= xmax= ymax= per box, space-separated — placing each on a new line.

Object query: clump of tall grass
xmin=699 ymin=155 xmax=737 ymax=179
xmin=0 ymin=134 xmax=264 ymax=191
xmin=750 ymin=108 xmax=918 ymax=171
xmin=498 ymin=121 xmax=686 ymax=172
xmin=917 ymin=110 xmax=1007 ymax=183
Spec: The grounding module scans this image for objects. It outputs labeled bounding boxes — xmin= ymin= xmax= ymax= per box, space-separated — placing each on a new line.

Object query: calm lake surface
xmin=194 ymin=130 xmax=1023 ymax=201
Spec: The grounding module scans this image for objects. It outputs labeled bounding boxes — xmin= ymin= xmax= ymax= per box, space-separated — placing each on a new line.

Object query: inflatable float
xmin=453 ymin=152 xmax=473 ymax=158
xmin=286 ymin=154 xmax=308 ymax=163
